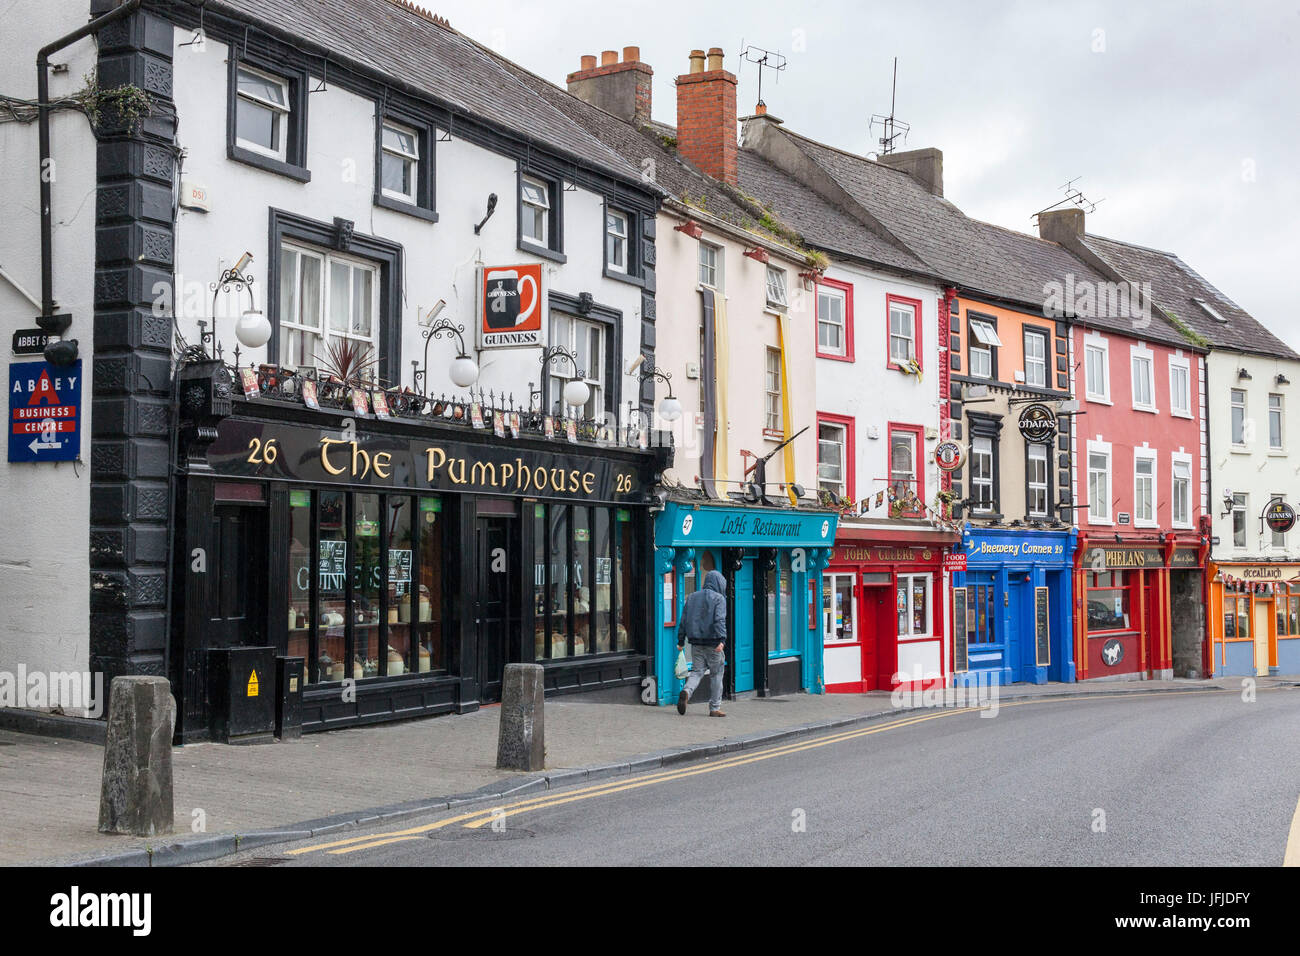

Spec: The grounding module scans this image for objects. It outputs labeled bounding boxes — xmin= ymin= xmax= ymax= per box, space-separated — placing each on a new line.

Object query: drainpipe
xmin=36 ymin=0 xmax=143 ymax=352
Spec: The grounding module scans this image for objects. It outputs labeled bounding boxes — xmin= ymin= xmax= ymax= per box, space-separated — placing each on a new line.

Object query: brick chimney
xmin=675 ymin=47 xmax=738 ymax=185
xmin=876 ymin=147 xmax=944 ymax=197
xmin=1037 ymin=207 xmax=1086 ymax=244
xmin=566 ymin=46 xmax=653 ymax=125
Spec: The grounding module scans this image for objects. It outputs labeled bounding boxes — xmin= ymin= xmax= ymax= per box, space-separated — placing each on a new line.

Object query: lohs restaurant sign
xmin=205 ymin=418 xmax=643 ymax=503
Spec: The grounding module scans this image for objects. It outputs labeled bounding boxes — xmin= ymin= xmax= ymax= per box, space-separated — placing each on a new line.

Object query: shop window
xmin=968 ymin=582 xmax=996 ymax=644
xmin=384 ymin=497 xmax=414 ymax=674
xmin=661 ymin=572 xmax=677 ymax=629
xmin=416 ymin=496 xmax=446 ymax=672
xmin=571 ymin=505 xmax=592 ymax=657
xmin=823 ymin=573 xmax=856 ymax=643
xmin=1223 ymin=595 xmax=1250 ymax=639
xmin=1086 ymin=570 xmax=1131 ymax=632
xmin=287 ymin=490 xmax=312 ymax=667
xmin=534 ymin=504 xmax=548 ymax=660
xmin=766 ymin=553 xmax=795 ymax=655
xmin=615 ymin=510 xmax=633 ymax=651
xmin=315 ymin=491 xmax=348 ymax=682
xmin=1276 ymin=588 xmax=1300 ymax=636
xmin=896 ymin=574 xmax=931 ymax=638
xmin=547 ymin=504 xmax=571 ymax=659
xmin=352 ymin=493 xmax=382 ymax=676
xmin=535 ymin=503 xmax=630 ymax=659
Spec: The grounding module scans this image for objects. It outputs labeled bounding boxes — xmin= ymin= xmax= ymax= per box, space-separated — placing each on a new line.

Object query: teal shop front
xmin=652 ymin=499 xmax=838 ymax=705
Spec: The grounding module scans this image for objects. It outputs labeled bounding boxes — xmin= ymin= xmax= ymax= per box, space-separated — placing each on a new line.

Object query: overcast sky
xmin=430 ymin=0 xmax=1300 ymax=350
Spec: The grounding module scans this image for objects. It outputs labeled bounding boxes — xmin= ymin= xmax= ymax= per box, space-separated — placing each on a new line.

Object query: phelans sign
xmin=8 ymin=360 xmax=81 ymax=463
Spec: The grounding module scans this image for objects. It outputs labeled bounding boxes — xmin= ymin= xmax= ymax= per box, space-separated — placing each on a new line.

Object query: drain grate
xmin=231 ymin=856 xmax=289 ymax=866
xmin=428 ymin=827 xmax=535 ymax=841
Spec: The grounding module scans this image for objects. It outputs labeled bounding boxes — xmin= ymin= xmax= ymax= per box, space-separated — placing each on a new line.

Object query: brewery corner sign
xmin=480 ymin=263 xmax=543 ymax=349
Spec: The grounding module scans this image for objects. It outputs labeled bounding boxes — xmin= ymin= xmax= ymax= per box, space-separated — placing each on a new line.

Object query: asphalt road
xmin=225 ymin=688 xmax=1300 ymax=866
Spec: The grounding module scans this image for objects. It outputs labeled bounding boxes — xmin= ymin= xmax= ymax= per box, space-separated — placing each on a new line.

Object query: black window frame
xmin=968 ymin=410 xmax=1003 ymax=519
xmin=227 ymin=54 xmax=311 ymax=182
xmin=601 ymin=199 xmax=642 ymax=285
xmin=544 ymin=290 xmax=622 ymax=420
xmin=517 ymin=167 xmax=566 ymax=263
xmin=967 ymin=310 xmax=1000 ymax=381
xmin=267 ymin=208 xmax=404 ymax=385
xmin=373 ymin=102 xmax=439 ymax=223
xmin=1022 ymin=324 xmax=1051 ymax=389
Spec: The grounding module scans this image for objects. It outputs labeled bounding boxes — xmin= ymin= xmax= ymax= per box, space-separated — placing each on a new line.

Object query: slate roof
xmin=215 ymin=0 xmax=648 ymax=185
xmin=1079 ymin=234 xmax=1299 ymax=359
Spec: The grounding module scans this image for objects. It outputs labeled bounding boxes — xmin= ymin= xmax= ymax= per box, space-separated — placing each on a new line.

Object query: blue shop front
xmin=950 ymin=525 xmax=1077 ymax=686
xmin=652 ymin=498 xmax=838 ymax=705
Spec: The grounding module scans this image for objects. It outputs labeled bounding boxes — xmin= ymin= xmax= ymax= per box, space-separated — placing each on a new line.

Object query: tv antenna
xmin=869 ymin=57 xmax=909 ymax=155
xmin=1033 ymin=177 xmax=1105 ymax=222
xmin=739 ymin=42 xmax=787 ymax=111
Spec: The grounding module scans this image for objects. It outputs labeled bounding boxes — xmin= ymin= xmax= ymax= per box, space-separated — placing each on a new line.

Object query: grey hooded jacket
xmin=678 ymin=569 xmax=727 ymax=646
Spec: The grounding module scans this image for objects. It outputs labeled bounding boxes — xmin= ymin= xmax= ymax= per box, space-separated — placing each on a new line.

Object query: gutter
xmin=36 ymin=0 xmax=145 ymax=362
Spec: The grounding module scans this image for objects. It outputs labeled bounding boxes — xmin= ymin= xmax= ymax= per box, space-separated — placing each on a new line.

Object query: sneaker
xmin=677 ymin=690 xmax=688 ymax=715
xmin=709 ymin=709 xmax=726 ymax=717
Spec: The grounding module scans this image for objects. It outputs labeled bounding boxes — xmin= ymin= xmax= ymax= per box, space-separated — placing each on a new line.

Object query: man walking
xmin=677 ymin=569 xmax=727 ymax=717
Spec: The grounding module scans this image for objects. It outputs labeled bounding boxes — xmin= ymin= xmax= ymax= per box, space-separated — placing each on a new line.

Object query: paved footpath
xmin=0 ymin=676 xmax=1284 ymax=866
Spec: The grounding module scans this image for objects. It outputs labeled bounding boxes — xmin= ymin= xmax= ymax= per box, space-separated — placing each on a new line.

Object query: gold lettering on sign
xmin=550 ymin=467 xmax=566 ymax=492
xmin=501 ymin=462 xmax=515 ymax=487
xmin=471 ymin=461 xmax=497 ymax=485
xmin=448 ymin=458 xmax=466 ymax=485
xmin=351 ymin=443 xmax=371 ymax=480
xmin=583 ymin=473 xmax=595 ymax=494
xmin=425 ymin=447 xmax=447 ymax=482
xmin=373 ymin=452 xmax=392 ymax=479
xmin=320 ymin=438 xmax=348 ymax=476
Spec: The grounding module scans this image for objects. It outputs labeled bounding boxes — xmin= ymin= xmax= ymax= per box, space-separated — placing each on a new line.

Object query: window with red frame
xmin=816 ymin=278 xmax=853 ymax=361
xmin=886 ymin=294 xmax=922 ymax=372
xmin=816 ymin=412 xmax=855 ymax=502
xmin=1085 ymin=570 xmax=1133 ymax=633
xmin=888 ymin=423 xmax=924 ymax=515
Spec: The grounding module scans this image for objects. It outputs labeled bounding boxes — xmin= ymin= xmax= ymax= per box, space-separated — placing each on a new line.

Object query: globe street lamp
xmin=540 ymin=345 xmax=590 ymax=413
xmin=638 ymin=365 xmax=681 ymax=422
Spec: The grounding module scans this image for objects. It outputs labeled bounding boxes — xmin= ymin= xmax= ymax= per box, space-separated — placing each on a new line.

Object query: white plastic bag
xmin=674 ymin=648 xmax=689 ymax=680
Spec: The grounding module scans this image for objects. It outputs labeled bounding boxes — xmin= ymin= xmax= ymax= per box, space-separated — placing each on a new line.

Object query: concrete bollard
xmin=496 ymin=663 xmax=545 ymax=771
xmin=98 ymin=676 xmax=176 ymax=836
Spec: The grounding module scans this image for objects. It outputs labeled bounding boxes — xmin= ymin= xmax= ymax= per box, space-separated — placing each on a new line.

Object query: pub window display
xmin=533 ymin=502 xmax=633 ymax=661
xmin=1085 ymin=571 xmax=1131 ymax=632
xmin=287 ymin=488 xmax=448 ymax=684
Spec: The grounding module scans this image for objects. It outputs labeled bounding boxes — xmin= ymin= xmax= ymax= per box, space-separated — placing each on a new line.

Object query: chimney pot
xmin=580 ymin=54 xmax=597 ymax=71
xmin=755 ymin=102 xmax=767 ymax=116
xmin=601 ymin=50 xmax=618 ymax=66
xmin=707 ymin=47 xmax=724 ymax=71
xmin=568 ymin=44 xmax=654 ymax=125
xmin=689 ymin=49 xmax=706 ymax=73
xmin=623 ymin=45 xmax=639 ymax=63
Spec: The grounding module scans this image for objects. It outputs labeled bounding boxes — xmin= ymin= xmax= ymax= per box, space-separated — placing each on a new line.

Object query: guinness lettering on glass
xmin=480 ymin=263 xmax=543 ymax=348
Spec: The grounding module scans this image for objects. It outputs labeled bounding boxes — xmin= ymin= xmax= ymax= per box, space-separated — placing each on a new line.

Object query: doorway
xmin=207 ymin=504 xmax=268 ymax=649
xmin=475 ymin=515 xmax=513 ymax=702
xmin=1252 ymin=599 xmax=1270 ymax=678
xmin=732 ymin=559 xmax=755 ymax=693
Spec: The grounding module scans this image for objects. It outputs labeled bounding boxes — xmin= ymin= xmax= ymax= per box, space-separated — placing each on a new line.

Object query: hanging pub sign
xmin=479 ymin=263 xmax=544 ymax=348
xmin=1264 ymin=499 xmax=1296 ymax=535
xmin=8 ymin=359 xmax=81 ymax=463
xmin=1017 ymin=403 xmax=1056 ymax=444
xmin=205 ymin=417 xmax=645 ymax=504
xmin=934 ymin=440 xmax=965 ymax=471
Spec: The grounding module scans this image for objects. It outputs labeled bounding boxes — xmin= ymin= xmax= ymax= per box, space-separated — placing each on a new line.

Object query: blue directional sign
xmin=8 ymin=360 xmax=81 ymax=463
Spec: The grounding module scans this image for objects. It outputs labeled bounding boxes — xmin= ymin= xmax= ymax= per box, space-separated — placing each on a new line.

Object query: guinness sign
xmin=1017 ymin=403 xmax=1056 ymax=444
xmin=1264 ymin=499 xmax=1296 ymax=534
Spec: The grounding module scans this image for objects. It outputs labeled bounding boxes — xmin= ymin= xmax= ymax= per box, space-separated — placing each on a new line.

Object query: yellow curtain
xmin=713 ymin=293 xmax=730 ymax=489
xmin=777 ymin=312 xmax=798 ymax=506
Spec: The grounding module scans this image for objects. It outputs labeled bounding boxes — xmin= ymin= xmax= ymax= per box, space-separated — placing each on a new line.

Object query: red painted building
xmin=1038 ymin=211 xmax=1210 ymax=680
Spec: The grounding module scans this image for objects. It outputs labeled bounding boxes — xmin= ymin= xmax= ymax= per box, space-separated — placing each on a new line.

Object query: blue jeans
xmin=683 ymin=643 xmax=725 ymax=710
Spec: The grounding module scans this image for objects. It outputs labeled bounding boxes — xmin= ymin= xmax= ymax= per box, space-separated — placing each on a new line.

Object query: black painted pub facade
xmin=172 ymin=394 xmax=668 ymax=741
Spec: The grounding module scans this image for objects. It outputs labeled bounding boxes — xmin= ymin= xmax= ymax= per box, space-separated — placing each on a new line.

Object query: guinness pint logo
xmin=1018 ymin=403 xmax=1057 ymax=444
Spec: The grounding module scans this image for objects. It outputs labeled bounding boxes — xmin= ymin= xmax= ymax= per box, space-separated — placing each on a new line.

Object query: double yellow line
xmin=287 ymin=708 xmax=977 ymax=856
xmin=285 ymin=687 xmax=1234 ymax=858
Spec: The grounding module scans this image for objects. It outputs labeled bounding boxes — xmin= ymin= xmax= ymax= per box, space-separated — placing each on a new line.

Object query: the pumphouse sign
xmin=8 ymin=360 xmax=81 ymax=463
